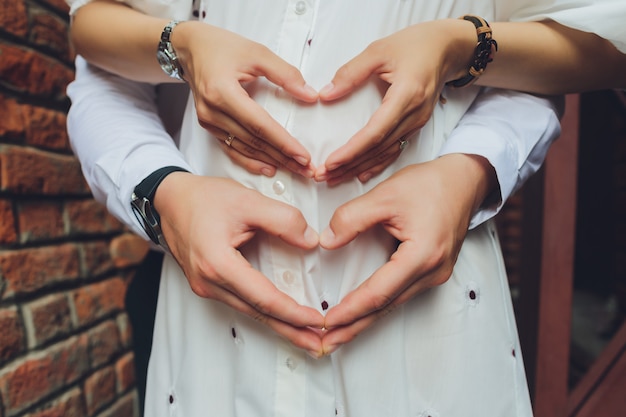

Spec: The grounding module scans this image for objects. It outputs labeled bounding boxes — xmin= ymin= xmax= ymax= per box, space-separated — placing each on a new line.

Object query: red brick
xmin=22 ymin=387 xmax=86 ymax=417
xmin=0 ymin=335 xmax=89 ymax=415
xmin=110 ymin=234 xmax=149 ymax=269
xmin=22 ymin=294 xmax=73 ymax=348
xmin=116 ymin=313 xmax=133 ymax=349
xmin=0 ymin=307 xmax=26 ymax=364
xmin=0 ymin=145 xmax=89 ymax=195
xmin=114 ymin=352 xmax=135 ymax=394
xmin=96 ymin=392 xmax=138 ymax=417
xmin=70 ymin=279 xmax=126 ymax=328
xmin=66 ymin=200 xmax=124 ymax=235
xmin=0 ymin=244 xmax=80 ymax=298
xmin=0 ymin=0 xmax=28 ymax=38
xmin=0 ymin=199 xmax=17 ymax=244
xmin=23 ymin=106 xmax=70 ymax=151
xmin=0 ymin=44 xmax=74 ymax=99
xmin=87 ymin=321 xmax=122 ymax=368
xmin=84 ymin=366 xmax=116 ymax=416
xmin=30 ymin=10 xmax=71 ymax=61
xmin=0 ymin=96 xmax=26 ymax=142
xmin=79 ymin=241 xmax=115 ymax=279
xmin=16 ymin=201 xmax=64 ymax=243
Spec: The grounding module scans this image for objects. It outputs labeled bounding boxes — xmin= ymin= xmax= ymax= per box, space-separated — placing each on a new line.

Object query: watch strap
xmin=158 ymin=20 xmax=185 ymax=80
xmin=135 ymin=166 xmax=189 ymax=205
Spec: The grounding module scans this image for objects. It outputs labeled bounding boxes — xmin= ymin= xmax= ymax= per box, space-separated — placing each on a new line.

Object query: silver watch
xmin=157 ymin=20 xmax=185 ymax=81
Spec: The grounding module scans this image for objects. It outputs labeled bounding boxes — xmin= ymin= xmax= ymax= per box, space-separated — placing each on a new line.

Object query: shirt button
xmin=294 ymin=1 xmax=307 ymax=14
xmin=282 ymin=270 xmax=295 ymax=285
xmin=273 ymin=180 xmax=286 ymax=195
xmin=285 ymin=357 xmax=298 ymax=370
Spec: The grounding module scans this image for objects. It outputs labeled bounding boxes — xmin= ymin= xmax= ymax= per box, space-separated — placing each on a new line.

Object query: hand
xmin=173 ymin=21 xmax=319 ymax=178
xmin=318 ymin=154 xmax=496 ymax=354
xmin=315 ymin=19 xmax=476 ymax=185
xmin=154 ymin=172 xmax=326 ymax=357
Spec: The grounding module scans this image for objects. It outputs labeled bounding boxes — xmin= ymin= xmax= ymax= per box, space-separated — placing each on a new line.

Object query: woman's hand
xmin=172 ymin=21 xmax=319 ymax=178
xmin=315 ymin=19 xmax=476 ymax=185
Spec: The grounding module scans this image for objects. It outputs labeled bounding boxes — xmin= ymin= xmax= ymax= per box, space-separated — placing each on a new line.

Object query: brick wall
xmin=0 ymin=2 xmax=148 ymax=416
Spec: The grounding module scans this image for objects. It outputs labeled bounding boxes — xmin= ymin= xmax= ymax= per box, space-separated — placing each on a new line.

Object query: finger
xmin=199 ymin=103 xmax=315 ymax=177
xmin=194 ymin=277 xmax=323 ymax=355
xmin=205 ymin=248 xmax=325 ymax=328
xmin=324 ymin=241 xmax=439 ymax=329
xmin=245 ymin=195 xmax=320 ymax=250
xmin=255 ymin=48 xmax=319 ymax=103
xmin=203 ymin=80 xmax=314 ymax=169
xmin=323 ymin=82 xmax=417 ymax=172
xmin=319 ymin=188 xmax=389 ymax=250
xmin=319 ymin=49 xmax=382 ymax=102
xmin=217 ymin=140 xmax=277 ymax=177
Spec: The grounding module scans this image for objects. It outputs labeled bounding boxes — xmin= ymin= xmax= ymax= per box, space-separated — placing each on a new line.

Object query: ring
xmin=225 ymin=134 xmax=235 ymax=147
xmin=399 ymin=139 xmax=408 ymax=151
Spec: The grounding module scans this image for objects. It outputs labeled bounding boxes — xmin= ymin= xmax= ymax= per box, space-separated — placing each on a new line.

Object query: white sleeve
xmin=438 ymin=88 xmax=561 ymax=229
xmin=66 ymin=55 xmax=193 ymax=239
xmin=66 ymin=0 xmax=192 ymax=19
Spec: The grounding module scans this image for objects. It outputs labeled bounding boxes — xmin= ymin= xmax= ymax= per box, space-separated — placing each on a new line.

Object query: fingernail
xmin=319 ymin=227 xmax=335 ymax=246
xmin=358 ymin=172 xmax=372 ymax=183
xmin=319 ymin=82 xmax=334 ymax=96
xmin=326 ymin=162 xmax=339 ymax=171
xmin=304 ymin=83 xmax=318 ymax=96
xmin=299 ymin=167 xmax=314 ymax=178
xmin=261 ymin=167 xmax=275 ymax=177
xmin=304 ymin=226 xmax=319 ymax=246
xmin=323 ymin=344 xmax=339 ymax=356
xmin=295 ymin=155 xmax=309 ymax=166
xmin=306 ymin=349 xmax=324 ymax=359
xmin=315 ymin=173 xmax=328 ymax=182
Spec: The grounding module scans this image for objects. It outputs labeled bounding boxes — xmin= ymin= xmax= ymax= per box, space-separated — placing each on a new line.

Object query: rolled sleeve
xmin=439 ymin=88 xmax=561 ymax=228
xmin=66 ymin=56 xmax=192 ymax=239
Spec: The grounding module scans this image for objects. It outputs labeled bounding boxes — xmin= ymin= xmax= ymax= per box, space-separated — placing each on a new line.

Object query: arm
xmin=70 ymin=0 xmax=317 ymax=176
xmin=478 ymin=20 xmax=626 ymax=94
xmin=67 ymin=57 xmax=326 ymax=355
xmin=318 ymin=89 xmax=560 ymax=352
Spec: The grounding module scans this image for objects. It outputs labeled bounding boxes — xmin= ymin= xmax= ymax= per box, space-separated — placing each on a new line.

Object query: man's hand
xmin=318 ymin=154 xmax=496 ymax=354
xmin=316 ymin=19 xmax=476 ymax=185
xmin=155 ymin=172 xmax=326 ymax=357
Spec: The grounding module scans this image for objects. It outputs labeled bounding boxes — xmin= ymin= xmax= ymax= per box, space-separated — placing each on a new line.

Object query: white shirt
xmin=65 ymin=1 xmax=574 ymax=416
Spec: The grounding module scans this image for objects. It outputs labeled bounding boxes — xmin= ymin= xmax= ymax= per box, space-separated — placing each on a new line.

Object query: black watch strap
xmin=135 ymin=166 xmax=189 ymax=207
xmin=131 ymin=166 xmax=189 ymax=248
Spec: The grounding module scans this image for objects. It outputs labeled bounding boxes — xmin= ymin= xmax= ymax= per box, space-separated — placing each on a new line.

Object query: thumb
xmin=257 ymin=50 xmax=318 ymax=103
xmin=320 ymin=192 xmax=385 ymax=249
xmin=319 ymin=51 xmax=380 ymax=101
xmin=248 ymin=196 xmax=319 ymax=249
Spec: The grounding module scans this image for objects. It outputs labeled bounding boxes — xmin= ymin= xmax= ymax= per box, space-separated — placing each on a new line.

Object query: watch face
xmin=157 ymin=49 xmax=174 ymax=73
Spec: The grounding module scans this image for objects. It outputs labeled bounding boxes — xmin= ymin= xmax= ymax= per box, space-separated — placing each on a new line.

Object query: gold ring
xmin=225 ymin=134 xmax=235 ymax=147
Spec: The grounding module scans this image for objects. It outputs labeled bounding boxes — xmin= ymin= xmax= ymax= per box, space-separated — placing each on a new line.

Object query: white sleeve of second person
xmin=438 ymin=88 xmax=562 ymax=229
xmin=66 ymin=56 xmax=193 ymax=239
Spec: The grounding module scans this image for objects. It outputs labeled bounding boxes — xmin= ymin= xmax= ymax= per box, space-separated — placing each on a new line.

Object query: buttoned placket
xmin=261 ymin=2 xmax=317 ymax=417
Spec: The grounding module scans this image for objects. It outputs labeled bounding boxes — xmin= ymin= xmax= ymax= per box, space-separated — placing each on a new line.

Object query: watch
xmin=131 ymin=166 xmax=189 ymax=250
xmin=157 ymin=20 xmax=185 ymax=81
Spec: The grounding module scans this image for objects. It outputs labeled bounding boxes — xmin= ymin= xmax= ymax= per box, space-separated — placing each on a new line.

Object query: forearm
xmin=478 ymin=21 xmax=626 ymax=94
xmin=438 ymin=88 xmax=561 ymax=228
xmin=67 ymin=56 xmax=192 ymax=237
xmin=70 ymin=0 xmax=175 ymax=83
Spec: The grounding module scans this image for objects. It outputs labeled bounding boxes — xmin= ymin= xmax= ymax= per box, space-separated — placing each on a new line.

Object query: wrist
xmin=131 ymin=166 xmax=190 ymax=249
xmin=442 ymin=19 xmax=482 ymax=83
xmin=438 ymin=153 xmax=497 ymax=213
